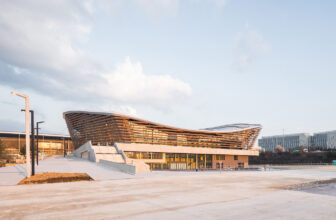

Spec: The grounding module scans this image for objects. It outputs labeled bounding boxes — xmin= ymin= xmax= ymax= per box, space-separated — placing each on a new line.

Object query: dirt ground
xmin=17 ymin=172 xmax=93 ymax=185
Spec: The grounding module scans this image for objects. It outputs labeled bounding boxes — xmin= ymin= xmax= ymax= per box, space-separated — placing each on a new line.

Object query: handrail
xmin=113 ymin=143 xmax=127 ymax=163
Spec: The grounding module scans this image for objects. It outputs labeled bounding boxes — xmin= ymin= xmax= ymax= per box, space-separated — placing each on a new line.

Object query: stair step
xmin=92 ymin=146 xmax=118 ymax=154
xmin=96 ymin=154 xmax=125 ymax=163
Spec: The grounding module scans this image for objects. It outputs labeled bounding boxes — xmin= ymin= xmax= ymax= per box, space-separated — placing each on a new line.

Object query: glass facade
xmin=0 ymin=133 xmax=74 ymax=157
xmin=64 ymin=111 xmax=260 ymax=170
xmin=125 ymin=152 xmax=247 ymax=170
xmin=64 ymin=112 xmax=261 ymax=150
xmin=0 ymin=132 xmax=74 ymax=164
xmin=124 ymin=152 xmax=163 ymax=160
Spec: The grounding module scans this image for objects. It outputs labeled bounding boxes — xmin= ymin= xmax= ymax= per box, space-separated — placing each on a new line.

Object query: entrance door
xmin=197 ymin=154 xmax=205 ymax=169
xmin=206 ymin=155 xmax=212 ymax=169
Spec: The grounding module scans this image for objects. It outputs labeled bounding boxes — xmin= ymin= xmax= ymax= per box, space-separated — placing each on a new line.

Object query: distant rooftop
xmin=0 ymin=131 xmax=70 ymax=138
xmin=313 ymin=130 xmax=336 ymax=135
xmin=260 ymin=133 xmax=311 ymax=138
xmin=201 ymin=124 xmax=262 ymax=132
xmin=64 ymin=111 xmax=262 ymax=134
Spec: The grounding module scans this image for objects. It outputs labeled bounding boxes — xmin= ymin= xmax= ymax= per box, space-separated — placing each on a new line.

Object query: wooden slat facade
xmin=64 ymin=111 xmax=262 ymax=150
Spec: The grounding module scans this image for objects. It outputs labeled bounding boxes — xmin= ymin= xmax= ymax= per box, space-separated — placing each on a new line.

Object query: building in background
xmin=310 ymin=130 xmax=336 ymax=149
xmin=258 ymin=133 xmax=310 ymax=152
xmin=0 ymin=131 xmax=73 ymax=163
xmin=64 ymin=111 xmax=262 ymax=170
xmin=259 ymin=130 xmax=336 ymax=152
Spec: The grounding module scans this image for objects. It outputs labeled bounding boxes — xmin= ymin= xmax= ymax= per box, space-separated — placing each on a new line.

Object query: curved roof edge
xmin=201 ymin=123 xmax=262 ymax=132
xmin=63 ymin=110 xmax=262 ymax=134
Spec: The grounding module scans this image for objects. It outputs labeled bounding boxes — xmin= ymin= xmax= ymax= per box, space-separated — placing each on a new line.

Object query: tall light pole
xmin=36 ymin=121 xmax=44 ymax=165
xmin=22 ymin=110 xmax=35 ymax=175
xmin=282 ymin=129 xmax=285 ymax=151
xmin=11 ymin=91 xmax=31 ymax=177
xmin=63 ymin=137 xmax=66 ymax=157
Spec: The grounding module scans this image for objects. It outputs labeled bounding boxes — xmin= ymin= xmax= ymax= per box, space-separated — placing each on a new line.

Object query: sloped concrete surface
xmin=0 ymin=159 xmax=335 ymax=219
xmin=0 ymin=156 xmax=134 ymax=186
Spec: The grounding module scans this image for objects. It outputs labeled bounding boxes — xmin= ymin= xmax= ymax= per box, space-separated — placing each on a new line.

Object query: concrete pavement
xmin=0 ymin=156 xmax=134 ymax=186
xmin=0 ymin=156 xmax=335 ymax=219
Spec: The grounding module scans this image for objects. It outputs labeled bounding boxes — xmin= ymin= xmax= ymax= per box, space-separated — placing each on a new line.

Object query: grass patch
xmin=18 ymin=172 xmax=93 ymax=185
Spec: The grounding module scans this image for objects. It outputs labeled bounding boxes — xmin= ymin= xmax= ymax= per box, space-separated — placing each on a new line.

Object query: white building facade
xmin=259 ymin=130 xmax=336 ymax=152
xmin=311 ymin=130 xmax=336 ymax=149
xmin=258 ymin=133 xmax=310 ymax=152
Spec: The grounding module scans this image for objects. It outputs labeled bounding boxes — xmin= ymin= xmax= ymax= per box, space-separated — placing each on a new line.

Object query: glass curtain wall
xmin=125 ymin=152 xmax=237 ymax=170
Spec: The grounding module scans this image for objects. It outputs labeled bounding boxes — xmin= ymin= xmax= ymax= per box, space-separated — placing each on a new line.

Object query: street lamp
xmin=11 ymin=91 xmax=31 ymax=177
xmin=63 ymin=137 xmax=66 ymax=157
xmin=21 ymin=109 xmax=35 ymax=175
xmin=36 ymin=121 xmax=44 ymax=165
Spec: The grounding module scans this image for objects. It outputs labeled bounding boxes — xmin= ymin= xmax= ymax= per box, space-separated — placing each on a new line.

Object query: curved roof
xmin=63 ymin=110 xmax=262 ymax=134
xmin=201 ymin=124 xmax=262 ymax=132
xmin=64 ymin=111 xmax=262 ymax=149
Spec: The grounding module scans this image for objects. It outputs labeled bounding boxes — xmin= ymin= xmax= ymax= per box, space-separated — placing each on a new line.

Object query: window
xmin=141 ymin=152 xmax=151 ymax=159
xmin=151 ymin=152 xmax=163 ymax=159
xmin=234 ymin=155 xmax=238 ymax=160
xmin=215 ymin=155 xmax=225 ymax=160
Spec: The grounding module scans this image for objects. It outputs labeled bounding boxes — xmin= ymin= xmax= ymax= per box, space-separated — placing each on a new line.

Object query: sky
xmin=0 ymin=0 xmax=336 ymax=140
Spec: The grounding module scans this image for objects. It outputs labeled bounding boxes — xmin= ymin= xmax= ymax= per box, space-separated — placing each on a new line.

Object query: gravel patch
xmin=285 ymin=178 xmax=336 ymax=197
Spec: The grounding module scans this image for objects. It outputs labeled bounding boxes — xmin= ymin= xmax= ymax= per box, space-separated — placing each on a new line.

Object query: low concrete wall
xmin=99 ymin=159 xmax=136 ymax=175
xmin=127 ymin=159 xmax=151 ymax=173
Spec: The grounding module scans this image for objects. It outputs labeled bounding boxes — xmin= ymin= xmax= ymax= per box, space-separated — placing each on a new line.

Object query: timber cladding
xmin=63 ymin=111 xmax=261 ymax=150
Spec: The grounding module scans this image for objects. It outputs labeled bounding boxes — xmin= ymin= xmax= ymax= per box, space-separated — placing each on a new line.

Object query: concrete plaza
xmin=0 ymin=156 xmax=335 ymax=219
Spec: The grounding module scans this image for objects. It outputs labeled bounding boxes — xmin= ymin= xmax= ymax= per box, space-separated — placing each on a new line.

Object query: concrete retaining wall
xmin=72 ymin=141 xmax=96 ymax=162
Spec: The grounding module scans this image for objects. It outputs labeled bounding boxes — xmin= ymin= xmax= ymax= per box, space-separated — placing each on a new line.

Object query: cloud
xmin=134 ymin=0 xmax=179 ymax=20
xmin=0 ymin=0 xmax=191 ymax=108
xmin=212 ymin=0 xmax=230 ymax=8
xmin=189 ymin=0 xmax=230 ymax=9
xmin=96 ymin=104 xmax=138 ymax=116
xmin=101 ymin=57 xmax=192 ymax=104
xmin=233 ymin=28 xmax=271 ymax=71
xmin=0 ymin=0 xmax=93 ymax=70
xmin=99 ymin=0 xmax=230 ymax=21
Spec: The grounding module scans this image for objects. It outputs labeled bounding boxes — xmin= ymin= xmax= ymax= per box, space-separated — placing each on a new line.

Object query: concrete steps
xmin=91 ymin=145 xmax=124 ymax=163
xmin=73 ymin=141 xmax=150 ymax=173
xmin=95 ymin=154 xmax=124 ymax=163
xmin=92 ymin=146 xmax=118 ymax=154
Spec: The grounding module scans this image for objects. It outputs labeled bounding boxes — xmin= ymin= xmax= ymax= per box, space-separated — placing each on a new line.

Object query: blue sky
xmin=0 ymin=0 xmax=336 ymax=140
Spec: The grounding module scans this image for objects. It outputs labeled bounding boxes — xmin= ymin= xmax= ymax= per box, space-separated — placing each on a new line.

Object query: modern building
xmin=258 ymin=133 xmax=310 ymax=152
xmin=259 ymin=130 xmax=336 ymax=151
xmin=0 ymin=131 xmax=73 ymax=163
xmin=310 ymin=130 xmax=336 ymax=149
xmin=63 ymin=111 xmax=261 ymax=170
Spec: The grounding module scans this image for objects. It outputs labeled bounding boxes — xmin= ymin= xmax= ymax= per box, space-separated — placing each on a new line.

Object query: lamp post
xmin=11 ymin=91 xmax=31 ymax=177
xmin=36 ymin=121 xmax=44 ymax=165
xmin=21 ymin=109 xmax=35 ymax=176
xmin=63 ymin=137 xmax=66 ymax=157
